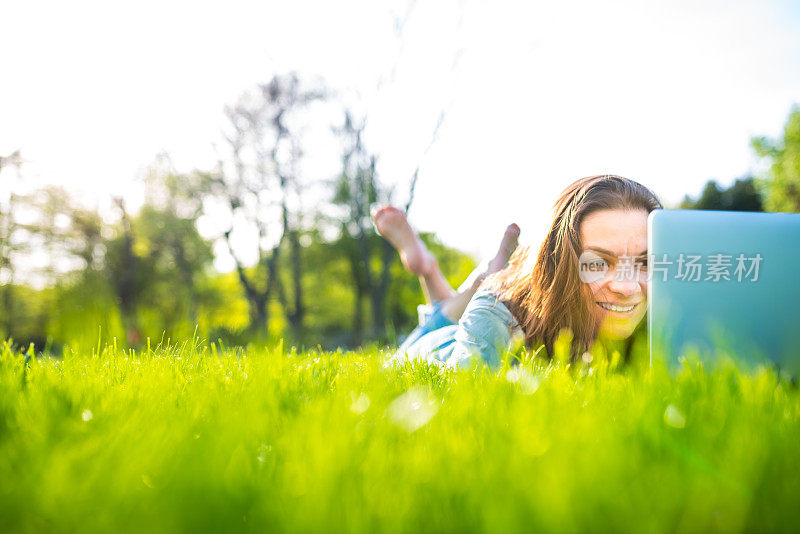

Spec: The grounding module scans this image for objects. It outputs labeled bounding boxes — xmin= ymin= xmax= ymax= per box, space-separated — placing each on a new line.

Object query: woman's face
xmin=578 ymin=208 xmax=649 ymax=340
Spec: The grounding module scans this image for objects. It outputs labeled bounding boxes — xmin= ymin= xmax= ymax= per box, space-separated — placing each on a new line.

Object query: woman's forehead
xmin=579 ymin=209 xmax=648 ymax=255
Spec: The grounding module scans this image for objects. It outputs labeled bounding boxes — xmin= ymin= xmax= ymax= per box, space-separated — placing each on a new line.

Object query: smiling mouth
xmin=596 ymin=302 xmax=638 ymax=313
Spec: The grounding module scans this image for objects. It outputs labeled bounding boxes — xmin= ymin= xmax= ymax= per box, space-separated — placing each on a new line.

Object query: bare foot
xmin=487 ymin=223 xmax=520 ymax=272
xmin=372 ymin=205 xmax=435 ymax=275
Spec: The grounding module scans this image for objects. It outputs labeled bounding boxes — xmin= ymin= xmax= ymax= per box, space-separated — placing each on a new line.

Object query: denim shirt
xmin=391 ymin=289 xmax=517 ymax=370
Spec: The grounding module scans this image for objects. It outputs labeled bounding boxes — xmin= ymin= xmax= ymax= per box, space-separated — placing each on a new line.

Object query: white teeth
xmin=598 ymin=302 xmax=636 ymax=312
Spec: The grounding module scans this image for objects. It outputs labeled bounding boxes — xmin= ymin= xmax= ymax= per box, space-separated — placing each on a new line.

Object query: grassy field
xmin=1 ymin=337 xmax=798 ymax=533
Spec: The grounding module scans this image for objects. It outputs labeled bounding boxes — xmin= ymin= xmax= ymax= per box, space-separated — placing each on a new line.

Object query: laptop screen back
xmin=647 ymin=209 xmax=800 ymax=374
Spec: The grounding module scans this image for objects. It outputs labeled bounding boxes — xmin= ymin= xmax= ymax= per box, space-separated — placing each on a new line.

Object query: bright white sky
xmin=3 ymin=0 xmax=799 ymax=271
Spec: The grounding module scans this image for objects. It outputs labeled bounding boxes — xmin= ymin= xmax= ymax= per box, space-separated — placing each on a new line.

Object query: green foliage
xmin=2 ymin=226 xmax=475 ymax=353
xmin=680 ymin=177 xmax=763 ymax=211
xmin=285 ymin=231 xmax=476 ymax=348
xmin=0 ymin=284 xmax=58 ymax=348
xmin=421 ymin=232 xmax=477 ymax=288
xmin=47 ymin=272 xmax=126 ymax=351
xmin=0 ymin=339 xmax=798 ymax=532
xmin=132 ymin=204 xmax=216 ymax=335
xmin=752 ymin=105 xmax=800 ymax=213
xmin=297 ymin=234 xmax=362 ymax=343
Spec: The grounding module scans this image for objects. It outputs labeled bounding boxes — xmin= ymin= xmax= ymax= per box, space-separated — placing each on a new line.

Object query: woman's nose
xmin=606 ymin=273 xmax=642 ymax=296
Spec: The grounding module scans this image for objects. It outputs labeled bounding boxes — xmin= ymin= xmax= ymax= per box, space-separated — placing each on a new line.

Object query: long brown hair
xmin=487 ymin=175 xmax=663 ymax=360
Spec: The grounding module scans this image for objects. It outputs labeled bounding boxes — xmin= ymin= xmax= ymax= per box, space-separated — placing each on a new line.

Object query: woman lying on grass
xmin=373 ymin=174 xmax=663 ymax=368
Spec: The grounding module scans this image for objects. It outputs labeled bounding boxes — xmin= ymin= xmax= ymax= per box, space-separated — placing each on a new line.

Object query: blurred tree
xmin=100 ymin=160 xmax=220 ymax=344
xmin=0 ymin=173 xmax=112 ymax=348
xmin=17 ymin=159 xmax=220 ymax=347
xmin=680 ymin=177 xmax=763 ymax=211
xmin=0 ymin=151 xmax=24 ymax=338
xmin=104 ymin=198 xmax=146 ymax=344
xmin=0 ymin=151 xmax=22 ymax=174
xmin=681 ymin=181 xmax=724 ymax=209
xmin=22 ymin=186 xmax=105 ymax=281
xmin=727 ymin=178 xmax=764 ymax=212
xmin=140 ymin=155 xmax=216 ymax=329
xmin=2 ymin=181 xmax=114 ymax=349
xmin=752 ymin=105 xmax=800 ymax=213
xmin=332 ymin=110 xmax=396 ymax=342
xmin=211 ymin=73 xmax=324 ymax=336
xmin=29 ymin=187 xmax=122 ymax=349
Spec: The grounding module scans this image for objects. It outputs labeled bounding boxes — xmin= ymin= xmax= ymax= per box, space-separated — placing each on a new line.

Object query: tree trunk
xmin=1 ymin=280 xmax=13 ymax=336
xmin=115 ymin=208 xmax=141 ymax=345
xmin=249 ymin=294 xmax=269 ymax=336
xmin=288 ymin=229 xmax=304 ymax=332
xmin=225 ymin=232 xmax=271 ymax=337
xmin=370 ymin=238 xmax=395 ymax=341
xmin=173 ymin=240 xmax=198 ymax=325
xmin=346 ymin=239 xmax=365 ymax=345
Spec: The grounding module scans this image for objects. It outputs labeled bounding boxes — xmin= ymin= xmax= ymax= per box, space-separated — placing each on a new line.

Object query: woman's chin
xmin=598 ymin=323 xmax=633 ymax=340
xmin=595 ymin=302 xmax=647 ymax=340
xmin=597 ymin=316 xmax=639 ymax=340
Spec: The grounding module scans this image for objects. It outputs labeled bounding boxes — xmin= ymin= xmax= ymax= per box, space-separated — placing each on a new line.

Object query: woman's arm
xmin=446 ymin=289 xmax=516 ymax=370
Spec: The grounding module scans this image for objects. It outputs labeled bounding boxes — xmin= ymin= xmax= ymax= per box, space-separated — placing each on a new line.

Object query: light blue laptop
xmin=648 ymin=209 xmax=800 ymax=375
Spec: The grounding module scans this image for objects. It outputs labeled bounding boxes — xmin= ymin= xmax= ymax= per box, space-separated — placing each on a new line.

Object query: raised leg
xmin=372 ymin=205 xmax=455 ymax=304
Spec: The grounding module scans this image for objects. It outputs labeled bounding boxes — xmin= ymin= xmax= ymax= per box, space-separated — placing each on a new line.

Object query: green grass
xmin=1 ymin=338 xmax=798 ymax=533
